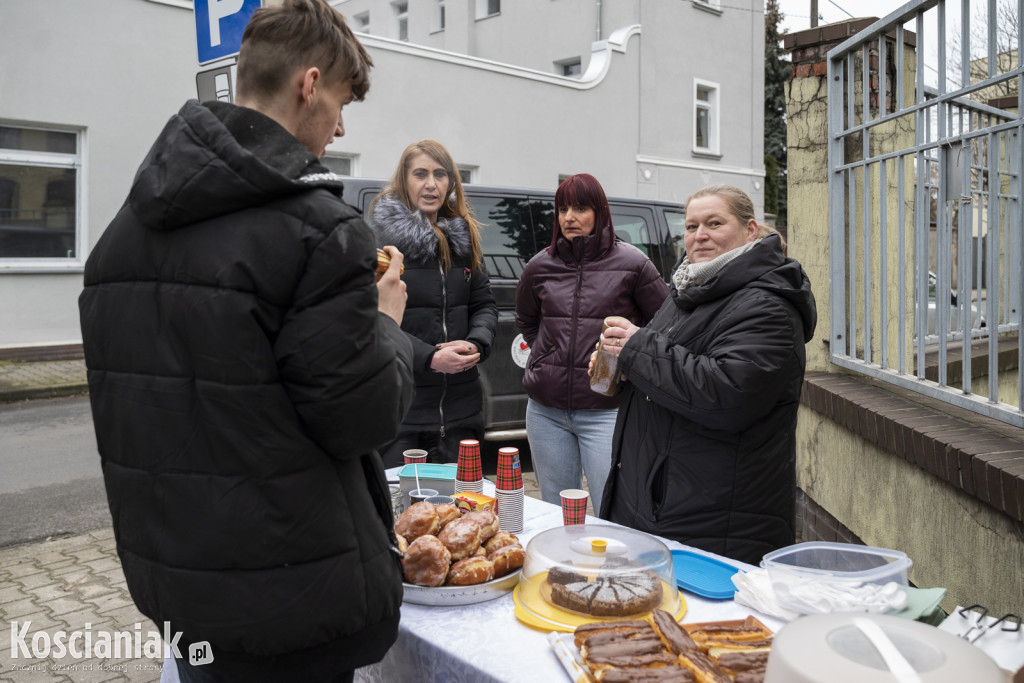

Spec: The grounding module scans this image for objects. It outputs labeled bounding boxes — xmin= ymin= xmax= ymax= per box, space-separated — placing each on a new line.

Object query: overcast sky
xmin=776 ymin=0 xmax=908 ymax=35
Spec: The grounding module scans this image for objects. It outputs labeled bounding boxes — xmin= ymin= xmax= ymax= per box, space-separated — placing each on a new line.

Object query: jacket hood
xmin=128 ymin=100 xmax=346 ymax=231
xmin=370 ymin=194 xmax=472 ymax=263
xmin=672 ymin=234 xmax=817 ymax=342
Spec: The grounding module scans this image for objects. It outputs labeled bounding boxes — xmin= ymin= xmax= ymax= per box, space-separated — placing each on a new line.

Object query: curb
xmin=0 ymin=383 xmax=90 ymax=403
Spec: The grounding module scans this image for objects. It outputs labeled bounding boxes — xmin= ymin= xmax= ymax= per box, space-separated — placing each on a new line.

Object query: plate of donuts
xmin=395 ymin=500 xmax=525 ymax=606
xmin=402 ymin=569 xmax=522 ymax=606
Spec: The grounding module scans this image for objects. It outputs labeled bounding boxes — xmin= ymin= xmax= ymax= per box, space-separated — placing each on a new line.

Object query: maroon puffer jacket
xmin=515 ymin=224 xmax=668 ymax=410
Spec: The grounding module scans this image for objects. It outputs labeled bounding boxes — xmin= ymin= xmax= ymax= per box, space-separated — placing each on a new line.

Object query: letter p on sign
xmin=209 ymin=0 xmax=244 ymax=47
xmin=194 ymin=0 xmax=262 ymax=65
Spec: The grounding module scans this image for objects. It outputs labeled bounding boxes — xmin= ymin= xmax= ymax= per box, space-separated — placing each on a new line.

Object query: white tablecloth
xmin=160 ymin=473 xmax=780 ymax=683
xmin=354 ymin=473 xmax=782 ymax=683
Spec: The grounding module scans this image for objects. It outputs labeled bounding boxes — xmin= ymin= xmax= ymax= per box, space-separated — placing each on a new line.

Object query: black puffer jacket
xmin=79 ymin=101 xmax=414 ymax=679
xmin=600 ymin=234 xmax=817 ymax=564
xmin=515 ymin=221 xmax=668 ymax=410
xmin=371 ymin=195 xmax=497 ymax=429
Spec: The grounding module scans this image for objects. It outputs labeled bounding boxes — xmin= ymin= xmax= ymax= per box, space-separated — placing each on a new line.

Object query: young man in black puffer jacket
xmin=78 ymin=2 xmax=413 ymax=681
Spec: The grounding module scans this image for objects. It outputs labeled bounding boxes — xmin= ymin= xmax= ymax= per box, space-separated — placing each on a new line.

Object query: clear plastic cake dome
xmin=513 ymin=524 xmax=684 ymax=632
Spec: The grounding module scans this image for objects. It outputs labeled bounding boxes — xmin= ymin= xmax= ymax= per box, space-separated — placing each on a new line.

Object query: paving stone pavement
xmin=0 ymin=529 xmax=163 ymax=683
xmin=0 ymin=361 xmax=88 ymax=403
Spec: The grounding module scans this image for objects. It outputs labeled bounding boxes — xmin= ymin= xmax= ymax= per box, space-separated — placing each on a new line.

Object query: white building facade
xmin=0 ymin=0 xmax=765 ymax=348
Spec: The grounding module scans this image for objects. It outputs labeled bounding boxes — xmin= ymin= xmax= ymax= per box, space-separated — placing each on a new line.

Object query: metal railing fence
xmin=827 ymin=0 xmax=1024 ymax=426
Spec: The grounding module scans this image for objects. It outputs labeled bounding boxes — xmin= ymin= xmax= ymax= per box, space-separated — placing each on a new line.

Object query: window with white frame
xmin=321 ymin=153 xmax=357 ymax=177
xmin=457 ymin=165 xmax=477 ymax=184
xmin=693 ymin=79 xmax=719 ymax=154
xmin=435 ymin=0 xmax=446 ymax=31
xmin=0 ymin=124 xmax=81 ymax=262
xmin=692 ymin=0 xmax=722 ymax=11
xmin=393 ymin=2 xmax=408 ymax=41
xmin=476 ymin=0 xmax=500 ymax=19
xmin=353 ymin=12 xmax=370 ymax=34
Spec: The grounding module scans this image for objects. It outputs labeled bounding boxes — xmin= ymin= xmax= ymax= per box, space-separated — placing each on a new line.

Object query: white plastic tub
xmin=762 ymin=542 xmax=913 ymax=615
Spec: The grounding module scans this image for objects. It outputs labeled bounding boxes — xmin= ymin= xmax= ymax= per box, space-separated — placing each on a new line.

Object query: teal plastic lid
xmin=397 ymin=463 xmax=457 ymax=480
xmin=671 ymin=549 xmax=739 ymax=599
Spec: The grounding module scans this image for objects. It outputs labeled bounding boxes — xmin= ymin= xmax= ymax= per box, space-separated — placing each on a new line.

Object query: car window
xmin=358 ymin=187 xmax=381 ymax=216
xmin=472 ymin=195 xmax=535 ymax=280
xmin=611 ymin=214 xmax=651 ymax=253
xmin=611 ymin=207 xmax=674 ymax=280
xmin=662 ymin=208 xmax=687 ymax=268
xmin=527 ymin=198 xmax=555 ymax=257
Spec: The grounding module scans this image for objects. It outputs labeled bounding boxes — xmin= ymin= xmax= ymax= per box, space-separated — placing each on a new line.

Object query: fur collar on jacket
xmin=371 ymin=194 xmax=472 ymax=263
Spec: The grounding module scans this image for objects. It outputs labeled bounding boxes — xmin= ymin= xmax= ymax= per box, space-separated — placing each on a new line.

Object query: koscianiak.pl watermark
xmin=8 ymin=620 xmax=213 ymax=672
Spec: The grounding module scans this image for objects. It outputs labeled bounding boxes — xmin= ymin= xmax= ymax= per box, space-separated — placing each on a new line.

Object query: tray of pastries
xmin=514 ymin=525 xmax=686 ymax=632
xmin=552 ymin=610 xmax=773 ymax=682
xmin=395 ymin=501 xmax=524 ymax=606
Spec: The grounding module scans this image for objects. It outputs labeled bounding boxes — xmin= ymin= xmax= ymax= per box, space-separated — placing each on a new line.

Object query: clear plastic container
xmin=589 ymin=316 xmax=630 ymax=396
xmin=761 ymin=542 xmax=913 ymax=615
xmin=514 ymin=524 xmax=682 ymax=629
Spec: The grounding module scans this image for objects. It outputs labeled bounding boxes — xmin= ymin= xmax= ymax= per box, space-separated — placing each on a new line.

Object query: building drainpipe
xmin=595 ymin=0 xmax=601 ymax=41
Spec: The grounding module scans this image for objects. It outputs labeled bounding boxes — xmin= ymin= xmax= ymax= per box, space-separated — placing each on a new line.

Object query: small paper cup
xmin=560 ymin=488 xmax=589 ymax=526
xmin=424 ymin=495 xmax=456 ymax=506
xmin=403 ymin=449 xmax=429 ymax=465
xmin=409 ymin=488 xmax=438 ymax=504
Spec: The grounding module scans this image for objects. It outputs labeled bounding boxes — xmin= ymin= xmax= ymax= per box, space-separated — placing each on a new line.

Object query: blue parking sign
xmin=194 ymin=0 xmax=262 ymax=65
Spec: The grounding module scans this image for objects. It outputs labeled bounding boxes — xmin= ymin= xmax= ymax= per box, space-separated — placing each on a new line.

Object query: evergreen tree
xmin=764 ymin=0 xmax=788 ymax=226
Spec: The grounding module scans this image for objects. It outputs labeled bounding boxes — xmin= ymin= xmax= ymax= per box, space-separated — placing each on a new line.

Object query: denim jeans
xmin=525 ymin=398 xmax=617 ymax=513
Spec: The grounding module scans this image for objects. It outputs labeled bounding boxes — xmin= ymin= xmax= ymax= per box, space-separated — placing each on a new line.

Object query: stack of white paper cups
xmin=495 ymin=446 xmax=524 ymax=533
xmin=454 ymin=439 xmax=484 ymax=493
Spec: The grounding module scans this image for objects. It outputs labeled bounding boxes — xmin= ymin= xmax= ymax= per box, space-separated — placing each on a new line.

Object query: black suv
xmin=342 ymin=179 xmax=687 ymax=440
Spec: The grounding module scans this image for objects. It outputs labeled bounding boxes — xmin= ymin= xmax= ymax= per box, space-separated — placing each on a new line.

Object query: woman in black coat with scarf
xmin=370 ymin=139 xmax=497 ymax=467
xmin=597 ymin=185 xmax=817 ymax=565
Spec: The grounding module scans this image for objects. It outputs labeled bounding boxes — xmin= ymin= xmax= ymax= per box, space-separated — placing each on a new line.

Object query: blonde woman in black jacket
xmin=598 ymin=185 xmax=816 ymax=564
xmin=371 ymin=139 xmax=498 ymax=467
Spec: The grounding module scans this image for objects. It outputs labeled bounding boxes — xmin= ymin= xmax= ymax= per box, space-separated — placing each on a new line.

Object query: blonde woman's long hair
xmin=374 ymin=139 xmax=483 ymax=272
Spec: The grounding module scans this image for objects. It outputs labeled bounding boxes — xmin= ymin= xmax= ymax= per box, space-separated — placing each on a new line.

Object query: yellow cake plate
xmin=513 ymin=570 xmax=687 ymax=633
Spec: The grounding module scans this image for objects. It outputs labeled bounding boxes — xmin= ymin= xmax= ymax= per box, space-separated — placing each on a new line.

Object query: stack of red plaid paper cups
xmin=495 ymin=446 xmax=524 ymax=533
xmin=454 ymin=439 xmax=484 ymax=493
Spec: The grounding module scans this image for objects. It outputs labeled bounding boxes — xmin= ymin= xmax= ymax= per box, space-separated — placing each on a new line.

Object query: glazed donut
xmin=394 ymin=501 xmax=440 ymax=542
xmin=474 ymin=546 xmax=487 ymax=557
xmin=437 ymin=517 xmax=483 ymax=560
xmin=446 ymin=555 xmax=496 ymax=586
xmin=396 ymin=534 xmax=408 ymax=554
xmin=403 ymin=535 xmax=451 ymax=587
xmin=484 ymin=530 xmax=520 ymax=555
xmin=490 ymin=543 xmax=525 ymax=578
xmin=376 ymin=248 xmax=404 ymax=274
xmin=462 ymin=510 xmax=500 ymax=541
xmin=434 ymin=503 xmax=461 ymax=529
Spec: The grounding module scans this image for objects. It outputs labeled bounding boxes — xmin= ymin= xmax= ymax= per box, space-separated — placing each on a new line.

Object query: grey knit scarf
xmin=672 ymin=239 xmax=761 ymax=293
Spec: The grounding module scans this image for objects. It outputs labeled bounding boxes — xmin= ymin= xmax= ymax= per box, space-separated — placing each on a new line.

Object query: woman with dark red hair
xmin=515 ymin=174 xmax=667 ymax=512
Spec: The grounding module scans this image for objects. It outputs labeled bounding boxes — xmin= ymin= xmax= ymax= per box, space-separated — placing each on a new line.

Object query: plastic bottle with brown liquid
xmin=589 ymin=316 xmax=629 ymax=396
